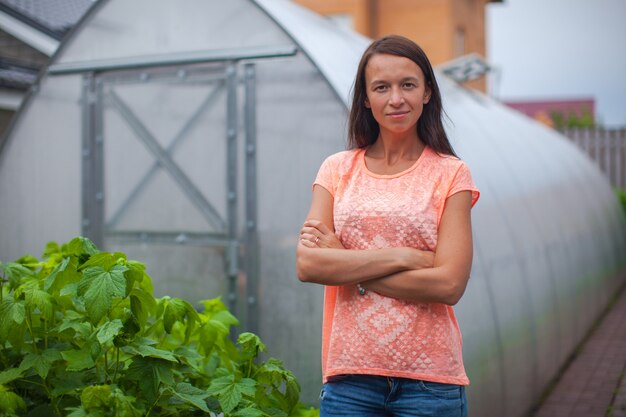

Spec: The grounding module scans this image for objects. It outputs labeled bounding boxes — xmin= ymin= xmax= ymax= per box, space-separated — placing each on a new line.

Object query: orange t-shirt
xmin=313 ymin=146 xmax=480 ymax=385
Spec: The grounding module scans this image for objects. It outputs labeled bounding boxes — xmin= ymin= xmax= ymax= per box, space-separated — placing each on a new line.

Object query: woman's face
xmin=364 ymin=53 xmax=431 ymax=138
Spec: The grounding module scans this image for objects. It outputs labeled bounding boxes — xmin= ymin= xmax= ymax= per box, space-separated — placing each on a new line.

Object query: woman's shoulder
xmin=321 ymin=149 xmax=362 ymax=172
xmin=426 ymin=148 xmax=467 ymax=170
xmin=325 ymin=148 xmax=360 ymax=162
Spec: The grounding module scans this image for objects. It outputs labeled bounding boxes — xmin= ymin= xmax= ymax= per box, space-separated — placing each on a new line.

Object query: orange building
xmin=293 ymin=0 xmax=502 ymax=91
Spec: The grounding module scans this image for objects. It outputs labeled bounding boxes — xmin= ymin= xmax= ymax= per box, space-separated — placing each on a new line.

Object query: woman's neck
xmin=367 ymin=131 xmax=424 ymax=165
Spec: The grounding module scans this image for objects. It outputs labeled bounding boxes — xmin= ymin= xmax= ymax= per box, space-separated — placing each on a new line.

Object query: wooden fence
xmin=561 ymin=128 xmax=626 ymax=190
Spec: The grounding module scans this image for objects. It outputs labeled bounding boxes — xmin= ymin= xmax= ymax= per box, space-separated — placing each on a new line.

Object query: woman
xmin=296 ymin=35 xmax=480 ymax=417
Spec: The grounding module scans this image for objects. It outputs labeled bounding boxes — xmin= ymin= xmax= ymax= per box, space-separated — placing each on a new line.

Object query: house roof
xmin=0 ymin=57 xmax=37 ymax=89
xmin=0 ymin=0 xmax=94 ymax=94
xmin=0 ymin=0 xmax=95 ymax=40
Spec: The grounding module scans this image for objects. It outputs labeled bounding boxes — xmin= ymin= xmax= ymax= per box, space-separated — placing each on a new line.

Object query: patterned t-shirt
xmin=313 ymin=146 xmax=480 ymax=385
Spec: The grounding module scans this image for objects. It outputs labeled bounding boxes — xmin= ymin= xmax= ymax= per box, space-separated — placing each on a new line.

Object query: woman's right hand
xmin=399 ymin=247 xmax=435 ymax=271
xmin=299 ymin=219 xmax=345 ymax=249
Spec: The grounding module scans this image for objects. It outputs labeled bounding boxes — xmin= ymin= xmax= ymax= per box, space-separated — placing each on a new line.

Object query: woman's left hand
xmin=300 ymin=219 xmax=345 ymax=249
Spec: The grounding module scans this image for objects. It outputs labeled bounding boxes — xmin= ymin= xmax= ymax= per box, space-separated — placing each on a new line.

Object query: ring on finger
xmin=315 ymin=236 xmax=320 ymax=244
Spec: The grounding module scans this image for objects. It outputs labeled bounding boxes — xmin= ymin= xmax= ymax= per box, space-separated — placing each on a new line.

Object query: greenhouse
xmin=0 ymin=0 xmax=624 ymax=416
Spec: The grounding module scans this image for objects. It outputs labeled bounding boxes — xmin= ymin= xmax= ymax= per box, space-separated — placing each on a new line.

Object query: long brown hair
xmin=348 ymin=35 xmax=456 ymax=157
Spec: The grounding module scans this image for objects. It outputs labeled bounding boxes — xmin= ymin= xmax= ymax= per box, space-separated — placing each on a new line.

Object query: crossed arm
xmin=295 ymin=185 xmax=474 ymax=305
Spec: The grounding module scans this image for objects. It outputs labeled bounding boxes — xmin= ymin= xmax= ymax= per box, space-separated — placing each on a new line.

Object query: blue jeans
xmin=319 ymin=374 xmax=467 ymax=417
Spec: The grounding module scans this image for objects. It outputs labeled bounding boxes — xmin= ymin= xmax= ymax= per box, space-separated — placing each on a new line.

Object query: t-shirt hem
xmin=323 ymin=368 xmax=470 ymax=386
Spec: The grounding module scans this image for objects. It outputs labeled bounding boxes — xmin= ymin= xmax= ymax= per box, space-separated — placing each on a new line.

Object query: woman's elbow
xmin=296 ymin=246 xmax=315 ymax=283
xmin=443 ymin=276 xmax=470 ymax=305
xmin=296 ymin=261 xmax=312 ymax=283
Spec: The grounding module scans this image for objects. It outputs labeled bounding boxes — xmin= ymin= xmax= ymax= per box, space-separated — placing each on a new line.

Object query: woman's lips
xmin=387 ymin=111 xmax=409 ymax=118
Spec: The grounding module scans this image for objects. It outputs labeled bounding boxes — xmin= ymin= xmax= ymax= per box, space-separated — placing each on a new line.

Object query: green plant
xmin=616 ymin=188 xmax=626 ymax=218
xmin=550 ymin=107 xmax=595 ymax=130
xmin=0 ymin=237 xmax=318 ymax=417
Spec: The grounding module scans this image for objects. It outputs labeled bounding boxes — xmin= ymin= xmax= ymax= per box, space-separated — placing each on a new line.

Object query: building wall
xmin=0 ymin=30 xmax=49 ymax=68
xmin=292 ymin=0 xmax=491 ymax=91
xmin=376 ymin=0 xmax=453 ymax=64
xmin=449 ymin=0 xmax=488 ymax=90
xmin=293 ymin=0 xmax=373 ymax=36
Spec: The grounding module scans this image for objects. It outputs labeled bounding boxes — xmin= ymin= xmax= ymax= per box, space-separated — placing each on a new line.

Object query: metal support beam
xmin=81 ymin=73 xmax=104 ymax=247
xmin=107 ymin=90 xmax=226 ymax=232
xmin=107 ymin=81 xmax=226 ymax=228
xmin=105 ymin=230 xmax=231 ymax=247
xmin=225 ymin=62 xmax=239 ymax=316
xmin=48 ymin=45 xmax=297 ymax=75
xmin=243 ymin=63 xmax=259 ymax=334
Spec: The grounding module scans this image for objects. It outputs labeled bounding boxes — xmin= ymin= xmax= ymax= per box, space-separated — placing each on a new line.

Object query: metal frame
xmin=81 ymin=73 xmax=104 ymax=246
xmin=48 ymin=45 xmax=297 ymax=75
xmin=244 ymin=63 xmax=259 ymax=334
xmin=54 ymin=46 xmax=297 ymax=331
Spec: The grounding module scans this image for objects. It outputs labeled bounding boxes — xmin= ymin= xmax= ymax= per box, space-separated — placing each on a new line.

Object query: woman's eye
xmin=374 ymin=85 xmax=387 ymax=92
xmin=403 ymin=83 xmax=416 ymax=89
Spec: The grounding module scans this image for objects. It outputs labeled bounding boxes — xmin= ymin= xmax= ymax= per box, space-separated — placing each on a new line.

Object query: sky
xmin=486 ymin=0 xmax=626 ymax=127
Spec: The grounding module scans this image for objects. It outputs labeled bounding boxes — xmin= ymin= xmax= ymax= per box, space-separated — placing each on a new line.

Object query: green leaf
xmin=130 ymin=288 xmax=156 ymax=325
xmin=0 ymin=262 xmax=34 ymax=288
xmin=290 ymin=405 xmax=320 ymax=417
xmin=49 ymin=370 xmax=86 ymax=397
xmin=0 ymin=385 xmax=26 ymax=414
xmin=113 ymin=315 xmax=141 ymax=347
xmin=44 ymin=256 xmax=79 ymax=293
xmin=200 ymin=298 xmax=239 ymax=327
xmin=124 ymin=260 xmax=146 ymax=295
xmin=0 ymin=368 xmax=22 ymax=385
xmin=285 ymin=376 xmax=301 ymax=411
xmin=66 ymin=406 xmax=87 ymax=417
xmin=238 ymin=332 xmax=266 ymax=361
xmin=65 ymin=237 xmax=99 ymax=257
xmin=110 ymin=387 xmax=141 ymax=417
xmin=25 ymin=288 xmax=55 ymax=320
xmin=0 ymin=298 xmax=25 ymax=329
xmin=232 ymin=406 xmax=266 ymax=417
xmin=81 ymin=385 xmax=111 ymax=410
xmin=162 ymin=297 xmax=187 ymax=333
xmin=79 ymin=252 xmax=116 ymax=271
xmin=61 ymin=347 xmax=95 ymax=371
xmin=15 ymin=255 xmax=39 ymax=269
xmin=207 ymin=374 xmax=256 ymax=414
xmin=60 ymin=282 xmax=79 ymax=297
xmin=211 ymin=310 xmax=239 ymax=331
xmin=126 ymin=357 xmax=175 ymax=403
xmin=256 ymin=358 xmax=300 ymax=412
xmin=122 ymin=344 xmax=178 ymax=362
xmin=42 ymin=241 xmax=61 ymax=258
xmin=96 ymin=319 xmax=124 ymax=345
xmin=19 ymin=349 xmax=62 ymax=379
xmin=78 ymin=264 xmax=128 ymax=323
xmin=56 ymin=311 xmax=92 ymax=338
xmin=170 ymin=382 xmax=210 ymax=412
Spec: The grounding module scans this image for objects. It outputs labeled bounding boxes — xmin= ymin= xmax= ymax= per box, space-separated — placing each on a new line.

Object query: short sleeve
xmin=313 ymin=154 xmax=337 ymax=197
xmin=448 ymin=162 xmax=480 ymax=208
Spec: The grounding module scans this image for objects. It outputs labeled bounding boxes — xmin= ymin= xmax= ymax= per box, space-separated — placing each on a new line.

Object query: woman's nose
xmin=389 ymin=88 xmax=404 ymax=106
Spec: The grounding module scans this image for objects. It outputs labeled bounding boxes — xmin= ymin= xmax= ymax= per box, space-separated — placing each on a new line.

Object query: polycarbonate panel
xmin=113 ymin=243 xmax=227 ymax=303
xmin=253 ymin=52 xmax=348 ymax=403
xmin=0 ymin=74 xmax=83 ymax=260
xmin=464 ymin=102 xmax=564 ymax=392
xmin=57 ymin=0 xmax=292 ymax=64
xmin=455 ymin=240 xmax=504 ymax=417
xmin=447 ymin=108 xmax=538 ymax=414
xmin=101 ymin=66 xmax=229 ymax=233
xmin=443 ymin=75 xmax=626 ymax=416
xmin=254 ymin=0 xmax=370 ymax=105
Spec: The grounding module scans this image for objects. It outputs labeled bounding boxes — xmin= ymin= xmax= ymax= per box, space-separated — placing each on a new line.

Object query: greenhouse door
xmin=53 ymin=47 xmax=296 ymax=332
